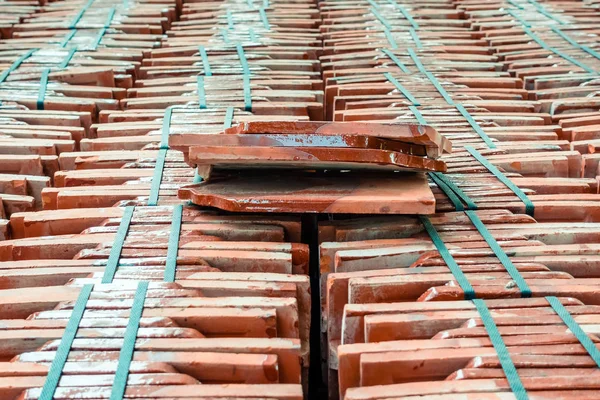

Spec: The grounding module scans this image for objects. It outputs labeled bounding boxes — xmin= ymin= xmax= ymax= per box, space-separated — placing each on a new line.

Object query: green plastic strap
xmin=381 ymin=49 xmax=409 ymax=73
xmin=367 ymin=0 xmax=380 ymax=8
xmin=429 ymin=172 xmax=477 ymax=211
xmin=148 ymin=148 xmax=167 ymax=206
xmin=383 ymin=28 xmax=398 ymax=50
xmin=91 ymin=7 xmax=115 ymax=50
xmin=407 ymin=48 xmax=426 ymax=74
xmin=59 ymin=48 xmax=77 ymax=69
xmin=69 ymin=0 xmax=95 ymax=29
xmin=423 ymin=71 xmax=454 ymax=105
xmin=506 ymin=9 xmax=531 ymax=27
xmin=259 ymin=7 xmax=270 ymax=30
xmin=384 ymin=72 xmax=420 ymax=105
xmin=420 ymin=215 xmax=476 ymax=299
xmin=409 ymin=49 xmax=497 ymax=149
xmin=395 ymin=4 xmax=419 ymax=29
xmin=101 ymin=206 xmax=135 ymax=283
xmin=39 ymin=284 xmax=94 ymax=400
xmin=429 ymin=172 xmax=464 ymax=211
xmin=523 ymin=27 xmax=594 ymax=73
xmin=249 ymin=28 xmax=257 ymax=42
xmin=465 ymin=210 xmax=531 ymax=297
xmin=224 ymin=106 xmax=234 ymax=128
xmin=160 ymin=107 xmax=173 ymax=150
xmin=243 ymin=75 xmax=252 ymax=111
xmin=197 ymin=75 xmax=207 ymax=109
xmin=465 ymin=146 xmax=535 ymax=216
xmin=473 ymin=299 xmax=529 ymax=400
xmin=506 ymin=0 xmax=524 ymax=9
xmin=0 ymin=49 xmax=36 ymax=84
xmin=237 ymin=43 xmax=250 ymax=75
xmin=109 ymin=281 xmax=148 ymax=400
xmin=193 ymin=169 xmax=203 ymax=184
xmin=226 ymin=10 xmax=234 ymax=30
xmin=455 ymin=104 xmax=497 ymax=149
xmin=410 ymin=28 xmax=422 ymax=49
xmin=408 ymin=105 xmax=427 ymax=125
xmin=199 ymin=46 xmax=212 ymax=76
xmin=552 ymin=27 xmax=600 ymax=62
xmin=370 ymin=7 xmax=392 ymax=30
xmin=60 ymin=30 xmax=77 ymax=48
xmin=526 ymin=0 xmax=566 ymax=24
xmin=546 ymin=296 xmax=600 ymax=367
xmin=36 ymin=68 xmax=50 ymax=110
xmin=221 ymin=28 xmax=230 ymax=44
xmin=163 ymin=204 xmax=183 ymax=282
xmin=262 ymin=0 xmax=269 ymax=7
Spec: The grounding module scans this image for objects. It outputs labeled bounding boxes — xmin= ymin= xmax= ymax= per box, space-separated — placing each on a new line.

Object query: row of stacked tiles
xmin=1 ymin=0 xmax=600 ymax=398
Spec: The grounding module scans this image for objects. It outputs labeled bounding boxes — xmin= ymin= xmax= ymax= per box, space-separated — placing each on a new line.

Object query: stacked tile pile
xmin=317 ymin=0 xmax=600 ymax=399
xmin=1 ymin=0 xmax=600 ymax=398
xmin=0 ymin=0 xmax=319 ymax=398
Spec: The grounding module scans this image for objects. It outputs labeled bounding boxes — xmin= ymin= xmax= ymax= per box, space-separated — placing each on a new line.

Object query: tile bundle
xmin=1 ymin=0 xmax=600 ymax=398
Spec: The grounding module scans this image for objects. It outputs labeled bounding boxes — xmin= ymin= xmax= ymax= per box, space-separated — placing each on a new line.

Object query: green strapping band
xmin=506 ymin=0 xmax=524 ymax=10
xmin=160 ymin=107 xmax=173 ymax=150
xmin=69 ymin=0 xmax=95 ymax=29
xmin=526 ymin=0 xmax=566 ymax=24
xmin=60 ymin=30 xmax=77 ymax=48
xmin=193 ymin=169 xmax=203 ymax=184
xmin=420 ymin=215 xmax=476 ymax=299
xmin=37 ymin=68 xmax=50 ymax=110
xmin=546 ymin=296 xmax=600 ymax=367
xmin=384 ymin=72 xmax=420 ymax=105
xmin=0 ymin=49 xmax=36 ymax=84
xmin=259 ymin=8 xmax=270 ymax=30
xmin=221 ymin=28 xmax=230 ymax=44
xmin=39 ymin=284 xmax=93 ymax=400
xmin=101 ymin=206 xmax=135 ymax=283
xmin=429 ymin=172 xmax=477 ymax=211
xmin=552 ymin=27 xmax=600 ymax=62
xmin=409 ymin=49 xmax=496 ymax=148
xmin=473 ymin=299 xmax=529 ymax=400
xmin=465 ymin=145 xmax=535 ymax=216
xmin=262 ymin=0 xmax=269 ymax=7
xmin=506 ymin=9 xmax=531 ymax=27
xmin=243 ymin=75 xmax=252 ymax=111
xmin=224 ymin=106 xmax=234 ymax=128
xmin=423 ymin=71 xmax=454 ymax=105
xmin=465 ymin=210 xmax=531 ymax=297
xmin=396 ymin=4 xmax=419 ymax=29
xmin=367 ymin=0 xmax=380 ymax=9
xmin=164 ymin=204 xmax=183 ymax=282
xmin=226 ymin=11 xmax=234 ymax=30
xmin=383 ymin=28 xmax=398 ymax=50
xmin=91 ymin=7 xmax=116 ymax=50
xmin=523 ymin=27 xmax=594 ymax=73
xmin=59 ymin=48 xmax=77 ymax=69
xmin=237 ymin=43 xmax=250 ymax=75
xmin=410 ymin=28 xmax=422 ymax=49
xmin=455 ymin=104 xmax=497 ymax=149
xmin=249 ymin=28 xmax=257 ymax=42
xmin=197 ymin=75 xmax=207 ymax=109
xmin=148 ymin=148 xmax=167 ymax=206
xmin=109 ymin=281 xmax=148 ymax=400
xmin=199 ymin=45 xmax=212 ymax=76
xmin=370 ymin=7 xmax=392 ymax=30
xmin=381 ymin=49 xmax=409 ymax=73
xmin=408 ymin=105 xmax=427 ymax=125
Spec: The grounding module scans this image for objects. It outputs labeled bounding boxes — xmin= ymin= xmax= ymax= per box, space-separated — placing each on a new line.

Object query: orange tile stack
xmin=1 ymin=0 xmax=600 ymax=398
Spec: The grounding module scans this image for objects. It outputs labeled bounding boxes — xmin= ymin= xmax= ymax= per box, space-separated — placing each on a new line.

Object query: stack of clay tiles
xmin=318 ymin=0 xmax=600 ymax=399
xmin=3 ymin=0 xmax=600 ymax=398
xmin=0 ymin=0 xmax=318 ymax=398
